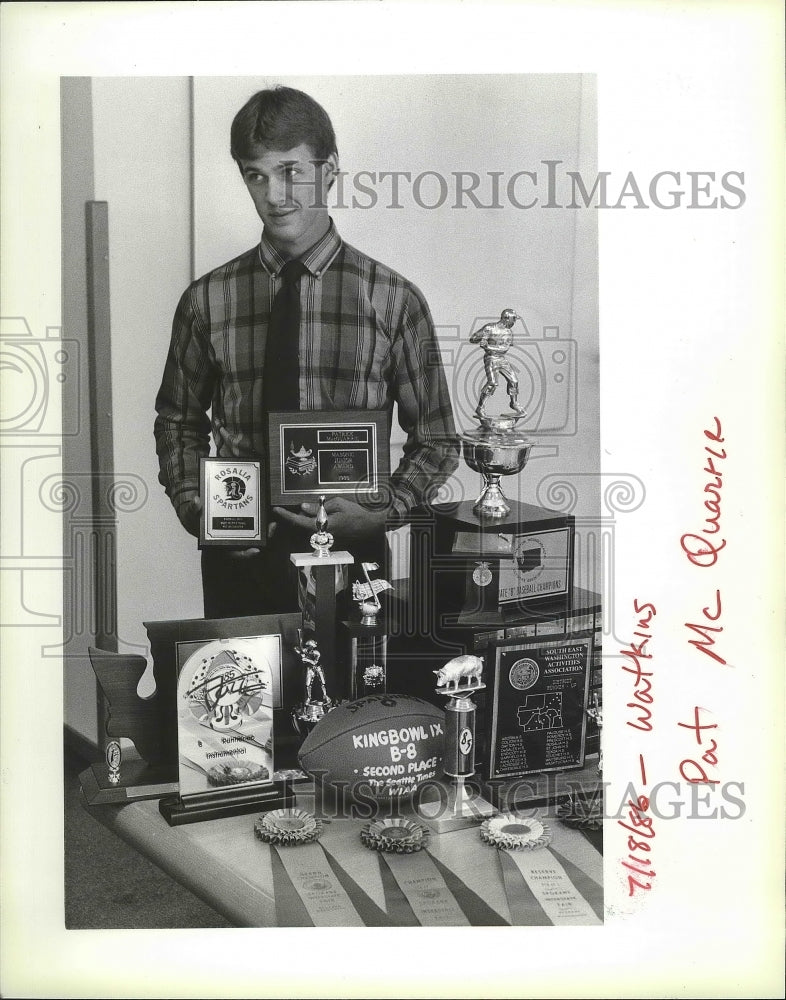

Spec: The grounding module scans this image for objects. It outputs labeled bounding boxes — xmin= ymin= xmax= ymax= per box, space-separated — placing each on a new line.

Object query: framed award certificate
xmin=199 ymin=456 xmax=265 ymax=548
xmin=267 ymin=410 xmax=390 ymax=506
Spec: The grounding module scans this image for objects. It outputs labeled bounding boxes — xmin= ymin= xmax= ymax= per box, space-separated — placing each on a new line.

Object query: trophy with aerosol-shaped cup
xmin=460 ymin=309 xmax=535 ymax=518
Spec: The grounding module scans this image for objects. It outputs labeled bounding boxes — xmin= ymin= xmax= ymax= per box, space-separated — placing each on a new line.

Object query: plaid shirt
xmin=154 ymin=221 xmax=458 ymax=525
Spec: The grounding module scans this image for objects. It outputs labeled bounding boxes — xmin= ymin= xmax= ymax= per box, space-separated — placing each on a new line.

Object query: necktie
xmin=264 ymin=259 xmax=308 ymax=411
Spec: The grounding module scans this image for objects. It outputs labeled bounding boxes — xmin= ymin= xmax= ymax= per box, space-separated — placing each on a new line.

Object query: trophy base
xmin=293 ymin=699 xmax=334 ymax=727
xmin=473 ymin=411 xmax=527 ymax=434
xmin=415 ymin=779 xmax=497 ymax=834
xmin=293 ymin=699 xmax=338 ymax=743
xmin=159 ymin=779 xmax=295 ymax=826
xmin=79 ymin=760 xmax=178 ymax=805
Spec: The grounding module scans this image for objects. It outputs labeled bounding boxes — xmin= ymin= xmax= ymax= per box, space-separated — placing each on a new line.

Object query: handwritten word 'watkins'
xmin=622 ymin=599 xmax=656 ymax=733
xmin=680 ymin=417 xmax=726 ymax=568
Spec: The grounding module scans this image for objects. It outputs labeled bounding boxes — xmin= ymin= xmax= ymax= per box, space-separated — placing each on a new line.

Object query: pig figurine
xmin=433 ymin=654 xmax=484 ymax=691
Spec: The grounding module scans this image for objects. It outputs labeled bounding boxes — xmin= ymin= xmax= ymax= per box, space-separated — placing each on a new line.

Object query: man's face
xmin=238 ymin=144 xmax=337 ymax=258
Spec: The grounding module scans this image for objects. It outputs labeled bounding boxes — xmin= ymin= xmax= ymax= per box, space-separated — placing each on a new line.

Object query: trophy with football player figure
xmin=407 ymin=306 xmax=577 ymax=639
xmin=460 ymin=309 xmax=534 ymax=518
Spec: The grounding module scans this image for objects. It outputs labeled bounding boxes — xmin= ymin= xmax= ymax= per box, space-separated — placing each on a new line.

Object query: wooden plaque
xmin=199 ymin=456 xmax=265 ymax=547
xmin=267 ymin=410 xmax=390 ymax=506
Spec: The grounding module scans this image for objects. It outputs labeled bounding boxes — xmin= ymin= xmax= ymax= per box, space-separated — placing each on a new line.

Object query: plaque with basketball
xmin=199 ymin=456 xmax=265 ymax=547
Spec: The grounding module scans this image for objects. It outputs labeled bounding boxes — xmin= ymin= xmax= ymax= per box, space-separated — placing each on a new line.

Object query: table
xmin=81 ymin=785 xmax=603 ymax=927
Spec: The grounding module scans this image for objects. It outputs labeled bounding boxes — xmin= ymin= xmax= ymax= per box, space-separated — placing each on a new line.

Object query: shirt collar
xmin=258 ymin=219 xmax=342 ymax=279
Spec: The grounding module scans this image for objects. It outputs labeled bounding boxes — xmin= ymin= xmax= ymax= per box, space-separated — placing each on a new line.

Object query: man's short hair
xmin=231 ymin=86 xmax=338 ymax=162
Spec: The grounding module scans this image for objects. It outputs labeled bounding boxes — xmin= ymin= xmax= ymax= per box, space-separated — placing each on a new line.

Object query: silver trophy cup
xmin=461 ymin=309 xmax=534 ymax=517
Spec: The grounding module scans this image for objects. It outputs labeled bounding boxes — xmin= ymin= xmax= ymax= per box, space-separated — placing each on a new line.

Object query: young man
xmin=154 ymin=86 xmax=458 ymax=618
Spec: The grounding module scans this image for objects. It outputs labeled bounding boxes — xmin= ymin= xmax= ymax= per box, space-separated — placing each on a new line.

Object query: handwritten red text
xmin=685 ymin=587 xmax=726 ymax=665
xmin=677 ymin=705 xmax=720 ymax=784
xmin=680 ymin=416 xmax=727 ymax=568
xmin=621 ymin=598 xmax=656 ymax=732
xmin=619 ymin=756 xmax=656 ymax=897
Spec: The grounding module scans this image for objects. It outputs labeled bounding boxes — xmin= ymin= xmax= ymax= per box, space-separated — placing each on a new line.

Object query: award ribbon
xmin=547 ymin=821 xmax=603 ymax=888
xmin=320 ymin=848 xmax=394 ymax=927
xmin=318 ymin=819 xmax=388 ymax=912
xmin=381 ymin=850 xmax=470 ymax=926
xmin=505 ymin=848 xmax=602 ymax=926
xmin=274 ymin=842 xmax=364 ymax=926
xmin=428 ymin=828 xmax=513 ymax=924
xmin=497 ymin=851 xmax=552 ymax=926
xmin=427 ymin=852 xmax=510 ymax=926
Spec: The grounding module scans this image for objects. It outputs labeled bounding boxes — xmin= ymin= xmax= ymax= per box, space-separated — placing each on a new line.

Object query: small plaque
xmin=105 ymin=740 xmax=121 ymax=784
xmin=496 ymin=527 xmax=572 ymax=604
xmin=199 ymin=457 xmax=264 ymax=548
xmin=267 ymin=410 xmax=389 ymax=506
xmin=485 ymin=632 xmax=593 ymax=781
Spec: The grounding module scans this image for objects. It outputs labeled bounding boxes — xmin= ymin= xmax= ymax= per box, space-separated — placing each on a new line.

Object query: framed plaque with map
xmin=267 ymin=410 xmax=389 ymax=506
xmin=483 ymin=632 xmax=594 ymax=781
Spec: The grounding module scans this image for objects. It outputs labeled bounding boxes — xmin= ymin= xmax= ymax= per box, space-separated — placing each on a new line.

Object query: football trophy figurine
xmin=292 ymin=631 xmax=335 ymax=737
xmin=471 ymin=308 xmax=527 ymax=421
xmin=460 ymin=308 xmax=534 ymax=518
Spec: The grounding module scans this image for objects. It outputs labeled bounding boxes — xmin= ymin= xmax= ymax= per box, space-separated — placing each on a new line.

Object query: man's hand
xmin=273 ymin=497 xmax=387 ymax=547
xmin=177 ymin=496 xmax=203 ymax=538
xmin=178 ymin=497 xmax=262 ymax=558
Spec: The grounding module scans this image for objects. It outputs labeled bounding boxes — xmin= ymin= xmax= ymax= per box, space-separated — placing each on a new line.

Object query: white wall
xmin=91 ymin=77 xmax=200 ymax=660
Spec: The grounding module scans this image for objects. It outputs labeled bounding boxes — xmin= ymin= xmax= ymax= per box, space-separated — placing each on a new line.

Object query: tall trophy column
xmin=290 ymin=496 xmax=353 ymax=699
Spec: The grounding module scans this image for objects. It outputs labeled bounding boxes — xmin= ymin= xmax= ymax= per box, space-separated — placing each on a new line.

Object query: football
xmin=298 ymin=694 xmax=445 ymax=800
